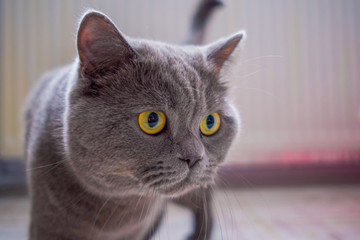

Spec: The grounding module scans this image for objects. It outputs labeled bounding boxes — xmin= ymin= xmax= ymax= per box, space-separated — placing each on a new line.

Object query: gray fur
xmin=25 ymin=8 xmax=244 ymax=240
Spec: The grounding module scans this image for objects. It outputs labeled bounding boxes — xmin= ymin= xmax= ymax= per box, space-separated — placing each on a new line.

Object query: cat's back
xmin=25 ymin=62 xmax=75 ymax=160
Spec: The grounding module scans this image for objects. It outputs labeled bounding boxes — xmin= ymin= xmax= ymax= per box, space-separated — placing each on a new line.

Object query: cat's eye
xmin=200 ymin=112 xmax=221 ymax=136
xmin=138 ymin=111 xmax=166 ymax=135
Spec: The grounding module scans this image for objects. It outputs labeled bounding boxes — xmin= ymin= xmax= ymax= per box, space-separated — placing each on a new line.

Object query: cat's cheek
xmin=201 ymin=127 xmax=236 ymax=164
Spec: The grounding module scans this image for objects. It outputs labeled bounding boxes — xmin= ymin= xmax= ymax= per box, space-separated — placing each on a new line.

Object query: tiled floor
xmin=1 ymin=185 xmax=360 ymax=240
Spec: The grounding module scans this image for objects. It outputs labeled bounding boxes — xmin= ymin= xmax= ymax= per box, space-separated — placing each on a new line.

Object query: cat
xmin=25 ymin=1 xmax=245 ymax=239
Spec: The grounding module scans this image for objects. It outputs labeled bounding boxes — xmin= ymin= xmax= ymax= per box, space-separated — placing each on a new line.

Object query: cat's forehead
xmin=133 ymin=40 xmax=206 ymax=71
xmin=125 ymin=41 xmax=227 ymax=113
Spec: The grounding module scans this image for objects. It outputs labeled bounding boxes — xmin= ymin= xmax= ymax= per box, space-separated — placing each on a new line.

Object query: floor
xmin=1 ymin=185 xmax=359 ymax=240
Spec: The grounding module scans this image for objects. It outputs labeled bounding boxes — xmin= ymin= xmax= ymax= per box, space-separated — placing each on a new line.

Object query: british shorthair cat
xmin=25 ymin=1 xmax=245 ymax=239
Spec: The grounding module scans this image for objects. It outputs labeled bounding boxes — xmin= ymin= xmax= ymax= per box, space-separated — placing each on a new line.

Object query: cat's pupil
xmin=206 ymin=115 xmax=215 ymax=129
xmin=148 ymin=112 xmax=159 ymax=128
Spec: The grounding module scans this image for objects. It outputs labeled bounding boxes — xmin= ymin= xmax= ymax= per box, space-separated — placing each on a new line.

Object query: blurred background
xmin=1 ymin=0 xmax=360 ymax=239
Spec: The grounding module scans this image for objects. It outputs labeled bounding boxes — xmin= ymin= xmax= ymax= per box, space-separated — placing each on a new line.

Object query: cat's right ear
xmin=205 ymin=31 xmax=245 ymax=74
xmin=77 ymin=11 xmax=137 ymax=74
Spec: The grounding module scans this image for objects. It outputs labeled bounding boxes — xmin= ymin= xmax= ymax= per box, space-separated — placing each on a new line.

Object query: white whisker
xmin=239 ymin=55 xmax=283 ymax=65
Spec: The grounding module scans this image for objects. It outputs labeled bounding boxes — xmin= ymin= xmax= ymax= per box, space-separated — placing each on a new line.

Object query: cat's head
xmin=65 ymin=11 xmax=244 ymax=197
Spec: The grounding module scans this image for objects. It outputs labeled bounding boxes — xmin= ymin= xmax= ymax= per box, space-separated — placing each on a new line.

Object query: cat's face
xmin=65 ymin=11 xmax=243 ymax=197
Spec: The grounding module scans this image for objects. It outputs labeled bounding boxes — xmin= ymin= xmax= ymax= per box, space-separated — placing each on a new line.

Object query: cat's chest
xmin=87 ymin=195 xmax=166 ymax=240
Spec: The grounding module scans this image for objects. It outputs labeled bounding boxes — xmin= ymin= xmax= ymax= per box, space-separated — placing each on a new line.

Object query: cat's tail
xmin=185 ymin=0 xmax=224 ymax=45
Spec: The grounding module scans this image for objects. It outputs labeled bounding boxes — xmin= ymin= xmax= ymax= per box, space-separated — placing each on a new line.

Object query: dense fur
xmin=25 ymin=2 xmax=244 ymax=240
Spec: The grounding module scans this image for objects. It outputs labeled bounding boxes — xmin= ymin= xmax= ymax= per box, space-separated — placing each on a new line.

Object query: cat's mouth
xmin=139 ymin=162 xmax=216 ymax=197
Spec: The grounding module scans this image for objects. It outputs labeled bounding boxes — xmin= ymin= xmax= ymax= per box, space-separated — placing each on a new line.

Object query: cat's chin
xmin=158 ymin=185 xmax=198 ymax=198
xmin=155 ymin=177 xmax=211 ymax=198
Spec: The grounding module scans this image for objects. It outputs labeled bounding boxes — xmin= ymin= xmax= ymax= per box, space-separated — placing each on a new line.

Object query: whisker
xmin=35 ymin=161 xmax=66 ymax=178
xmin=236 ymin=69 xmax=262 ymax=79
xmin=139 ymin=194 xmax=148 ymax=225
xmin=239 ymin=55 xmax=283 ymax=65
xmin=99 ymin=202 xmax=120 ymax=234
xmin=211 ymin=186 xmax=224 ymax=240
xmin=213 ymin=181 xmax=236 ymax=239
xmin=215 ymin=185 xmax=231 ymax=240
xmin=162 ymin=198 xmax=170 ymax=240
xmin=117 ymin=187 xmax=148 ymax=229
xmin=130 ymin=189 xmax=146 ymax=223
xmin=61 ymin=190 xmax=87 ymax=211
xmin=216 ymin=174 xmax=266 ymax=240
xmin=149 ymin=190 xmax=157 ymax=239
xmin=114 ymin=196 xmax=140 ymax=233
xmin=203 ymin=189 xmax=208 ymax=240
xmin=91 ymin=196 xmax=111 ymax=233
xmin=25 ymin=160 xmax=67 ymax=172
xmin=197 ymin=191 xmax=205 ymax=238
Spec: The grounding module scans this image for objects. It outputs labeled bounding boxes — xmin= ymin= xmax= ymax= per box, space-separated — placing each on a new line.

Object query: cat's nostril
xmin=179 ymin=156 xmax=202 ymax=168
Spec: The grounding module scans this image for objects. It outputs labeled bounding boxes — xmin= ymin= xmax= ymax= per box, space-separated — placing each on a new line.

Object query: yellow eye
xmin=200 ymin=112 xmax=220 ymax=136
xmin=138 ymin=111 xmax=166 ymax=135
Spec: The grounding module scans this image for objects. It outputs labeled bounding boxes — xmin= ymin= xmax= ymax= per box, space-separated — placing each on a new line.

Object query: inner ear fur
xmin=206 ymin=31 xmax=245 ymax=73
xmin=77 ymin=10 xmax=137 ymax=73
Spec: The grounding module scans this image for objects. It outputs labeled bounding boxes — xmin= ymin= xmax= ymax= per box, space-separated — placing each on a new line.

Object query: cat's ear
xmin=205 ymin=31 xmax=245 ymax=74
xmin=77 ymin=11 xmax=137 ymax=73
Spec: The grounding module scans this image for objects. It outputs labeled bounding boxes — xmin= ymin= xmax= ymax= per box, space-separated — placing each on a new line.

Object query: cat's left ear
xmin=205 ymin=31 xmax=245 ymax=74
xmin=77 ymin=10 xmax=137 ymax=74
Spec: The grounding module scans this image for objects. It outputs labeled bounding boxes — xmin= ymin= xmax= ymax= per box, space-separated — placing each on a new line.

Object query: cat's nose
xmin=179 ymin=156 xmax=202 ymax=168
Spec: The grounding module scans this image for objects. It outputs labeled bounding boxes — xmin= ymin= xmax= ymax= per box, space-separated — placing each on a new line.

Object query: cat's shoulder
xmin=25 ymin=61 xmax=77 ymax=126
xmin=27 ymin=62 xmax=75 ymax=105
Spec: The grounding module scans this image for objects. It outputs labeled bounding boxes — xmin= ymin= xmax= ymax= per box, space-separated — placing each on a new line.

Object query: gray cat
xmin=25 ymin=1 xmax=245 ymax=239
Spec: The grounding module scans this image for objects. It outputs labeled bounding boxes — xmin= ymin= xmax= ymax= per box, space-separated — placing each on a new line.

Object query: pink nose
xmin=179 ymin=156 xmax=202 ymax=168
